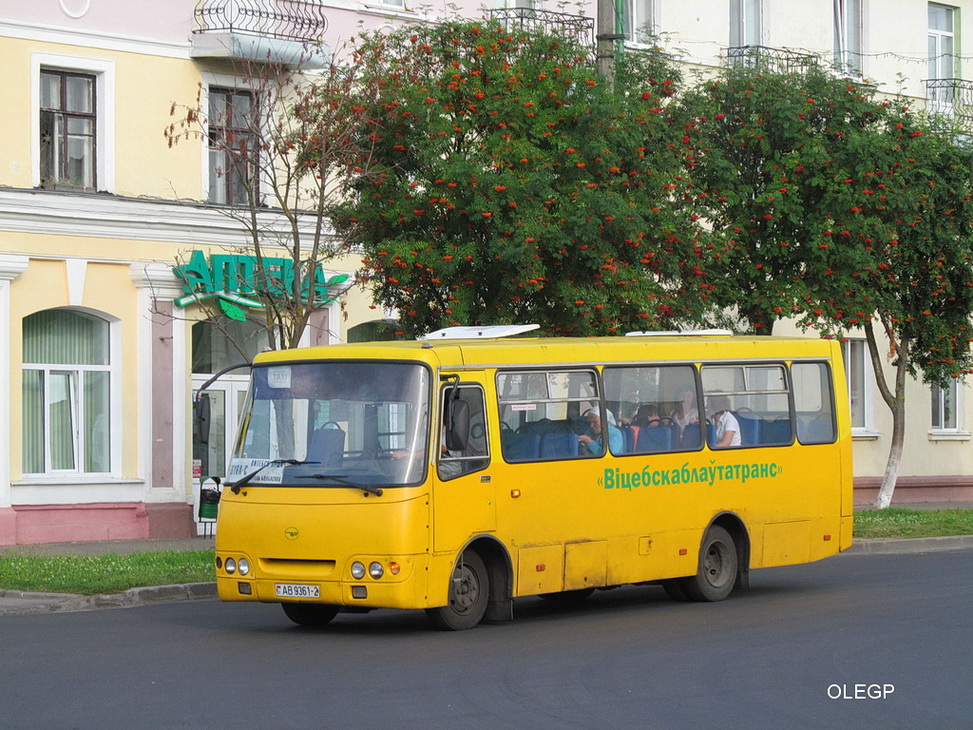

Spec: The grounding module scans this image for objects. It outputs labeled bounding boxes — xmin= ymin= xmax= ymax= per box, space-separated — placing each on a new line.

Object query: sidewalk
xmin=2 ymin=531 xmax=973 ymax=616
xmin=0 ymin=537 xmax=216 ymax=616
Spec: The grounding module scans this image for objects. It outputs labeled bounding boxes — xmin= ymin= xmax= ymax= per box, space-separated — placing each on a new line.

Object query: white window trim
xmin=833 ymin=0 xmax=865 ymax=77
xmin=928 ymin=3 xmax=957 ymax=78
xmin=20 ymin=308 xmax=122 ymax=482
xmin=623 ymin=0 xmax=660 ymax=46
xmin=929 ymin=380 xmax=970 ymax=440
xmin=31 ymin=52 xmax=115 ymax=192
xmin=730 ymin=0 xmax=762 ymax=48
xmin=842 ymin=338 xmax=880 ymax=439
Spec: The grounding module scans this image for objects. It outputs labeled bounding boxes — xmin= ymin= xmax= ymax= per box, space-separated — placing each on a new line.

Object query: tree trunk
xmin=874 ymin=391 xmax=905 ymax=509
xmin=864 ymin=322 xmax=911 ymax=509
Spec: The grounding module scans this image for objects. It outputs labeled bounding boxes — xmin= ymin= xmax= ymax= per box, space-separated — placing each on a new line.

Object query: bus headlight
xmin=369 ymin=562 xmax=384 ymax=579
xmin=238 ymin=558 xmax=250 ymax=576
xmin=225 ymin=558 xmax=237 ymax=575
xmin=351 ymin=561 xmax=366 ymax=580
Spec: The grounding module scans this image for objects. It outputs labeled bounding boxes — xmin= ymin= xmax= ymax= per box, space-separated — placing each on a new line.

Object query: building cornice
xmin=0 ymin=188 xmax=335 ymax=251
xmin=0 ymin=254 xmax=30 ymax=281
xmin=0 ymin=18 xmax=191 ymax=59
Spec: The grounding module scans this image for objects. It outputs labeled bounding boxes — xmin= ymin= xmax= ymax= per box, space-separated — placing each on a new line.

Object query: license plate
xmin=275 ymin=583 xmax=320 ymax=599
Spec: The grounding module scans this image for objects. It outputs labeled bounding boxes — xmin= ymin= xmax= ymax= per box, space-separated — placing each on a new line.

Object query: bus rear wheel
xmin=281 ymin=602 xmax=340 ymax=627
xmin=683 ymin=525 xmax=738 ymax=602
xmin=426 ymin=550 xmax=489 ymax=631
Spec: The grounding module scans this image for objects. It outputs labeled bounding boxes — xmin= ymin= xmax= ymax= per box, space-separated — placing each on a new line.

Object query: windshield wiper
xmin=228 ymin=459 xmax=318 ymax=494
xmin=295 ymin=473 xmax=384 ymax=497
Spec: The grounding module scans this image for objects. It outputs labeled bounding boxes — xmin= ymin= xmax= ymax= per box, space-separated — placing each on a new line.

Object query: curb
xmin=844 ymin=535 xmax=973 ymax=555
xmin=0 ymin=582 xmax=216 ymax=616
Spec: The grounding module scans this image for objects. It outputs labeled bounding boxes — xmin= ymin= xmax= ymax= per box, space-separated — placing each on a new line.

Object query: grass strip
xmin=0 ymin=550 xmax=214 ymax=595
xmin=853 ymin=508 xmax=973 ymax=539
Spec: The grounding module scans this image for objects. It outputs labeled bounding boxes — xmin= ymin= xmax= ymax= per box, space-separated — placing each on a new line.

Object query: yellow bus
xmin=214 ymin=326 xmax=853 ymax=630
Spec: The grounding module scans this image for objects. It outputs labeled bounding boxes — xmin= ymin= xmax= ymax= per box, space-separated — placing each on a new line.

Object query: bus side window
xmin=603 ymin=364 xmax=697 ymax=454
xmin=496 ymin=369 xmax=597 ymax=462
xmin=700 ymin=364 xmax=791 ymax=448
xmin=439 ymin=385 xmax=490 ymax=480
xmin=792 ymin=362 xmax=837 ymax=444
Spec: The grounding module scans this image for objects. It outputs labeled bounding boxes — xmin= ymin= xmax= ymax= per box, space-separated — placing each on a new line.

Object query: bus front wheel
xmin=683 ymin=525 xmax=738 ymax=602
xmin=426 ymin=551 xmax=489 ymax=631
xmin=281 ymin=602 xmax=340 ymax=627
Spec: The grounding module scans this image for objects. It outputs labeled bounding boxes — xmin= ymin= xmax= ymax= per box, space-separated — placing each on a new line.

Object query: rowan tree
xmin=800 ymin=105 xmax=973 ymax=507
xmin=683 ymin=64 xmax=973 ymax=507
xmin=680 ymin=63 xmax=885 ymax=332
xmin=330 ymin=20 xmax=710 ymax=336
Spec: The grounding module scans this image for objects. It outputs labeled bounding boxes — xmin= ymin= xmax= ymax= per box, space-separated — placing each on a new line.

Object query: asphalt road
xmin=1 ymin=549 xmax=970 ymax=730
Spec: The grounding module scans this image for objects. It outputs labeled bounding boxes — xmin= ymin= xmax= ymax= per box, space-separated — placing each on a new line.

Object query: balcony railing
xmin=925 ymin=78 xmax=973 ymax=127
xmin=194 ymin=0 xmax=328 ymax=42
xmin=726 ymin=45 xmax=818 ymax=75
xmin=489 ymin=8 xmax=595 ymax=52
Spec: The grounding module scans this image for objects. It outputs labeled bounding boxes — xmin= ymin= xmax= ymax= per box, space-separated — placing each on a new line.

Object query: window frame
xmin=833 ymin=0 xmax=864 ymax=76
xmin=730 ymin=0 xmax=762 ymax=48
xmin=928 ymin=3 xmax=958 ymax=81
xmin=32 ymin=53 xmax=115 ymax=192
xmin=621 ymin=0 xmax=658 ymax=45
xmin=206 ymin=85 xmax=261 ymax=207
xmin=39 ymin=69 xmax=97 ymax=190
xmin=930 ymin=380 xmax=968 ymax=439
xmin=840 ymin=338 xmax=877 ymax=437
xmin=21 ymin=308 xmax=120 ymax=480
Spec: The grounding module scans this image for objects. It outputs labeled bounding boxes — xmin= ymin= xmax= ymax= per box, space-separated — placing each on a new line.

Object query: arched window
xmin=22 ymin=309 xmax=112 ymax=475
xmin=347 ymin=319 xmax=402 ymax=343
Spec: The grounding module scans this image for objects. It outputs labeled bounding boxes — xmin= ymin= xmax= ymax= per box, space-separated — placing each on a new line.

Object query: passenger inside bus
xmin=578 ymin=408 xmax=623 ymax=456
xmin=631 ymin=404 xmax=663 ymax=428
xmin=707 ymin=396 xmax=741 ymax=448
xmin=669 ymin=386 xmax=699 ymax=443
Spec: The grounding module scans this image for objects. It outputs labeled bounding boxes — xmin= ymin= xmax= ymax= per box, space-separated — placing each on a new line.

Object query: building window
xmin=22 ymin=310 xmax=112 ymax=475
xmin=841 ymin=339 xmax=869 ymax=431
xmin=39 ymin=69 xmax=96 ymax=189
xmin=834 ymin=0 xmax=863 ymax=76
xmin=931 ymin=381 xmax=958 ymax=430
xmin=208 ymin=87 xmax=259 ymax=206
xmin=622 ymin=0 xmax=657 ymax=43
xmin=928 ymin=4 xmax=956 ymax=80
xmin=730 ymin=0 xmax=761 ymax=47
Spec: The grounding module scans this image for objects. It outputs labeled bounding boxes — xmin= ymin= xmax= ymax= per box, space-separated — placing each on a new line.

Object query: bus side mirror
xmin=445 ymin=398 xmax=470 ymax=452
xmin=193 ymin=394 xmax=211 ymax=445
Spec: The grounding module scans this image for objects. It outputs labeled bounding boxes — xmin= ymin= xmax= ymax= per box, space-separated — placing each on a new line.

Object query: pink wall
xmin=10 ymin=503 xmax=148 ymax=544
xmin=4 ymin=0 xmax=197 ymax=45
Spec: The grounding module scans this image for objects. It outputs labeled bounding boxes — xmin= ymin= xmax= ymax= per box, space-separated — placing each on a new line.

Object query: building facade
xmin=1 ymin=0 xmax=971 ymax=545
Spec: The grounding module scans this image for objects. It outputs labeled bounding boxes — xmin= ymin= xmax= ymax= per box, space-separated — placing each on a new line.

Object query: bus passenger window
xmin=792 ymin=362 xmax=837 ymax=444
xmin=701 ymin=364 xmax=792 ymax=448
xmin=603 ymin=364 xmax=698 ymax=453
xmin=497 ymin=369 xmax=597 ymax=462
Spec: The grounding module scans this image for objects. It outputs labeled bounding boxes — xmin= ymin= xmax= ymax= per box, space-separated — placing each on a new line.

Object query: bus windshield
xmin=228 ymin=361 xmax=430 ymax=489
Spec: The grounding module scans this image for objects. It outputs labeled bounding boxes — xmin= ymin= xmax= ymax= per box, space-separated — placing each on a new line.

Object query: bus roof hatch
xmin=625 ymin=329 xmax=733 ymax=337
xmin=418 ymin=324 xmax=541 ymax=340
